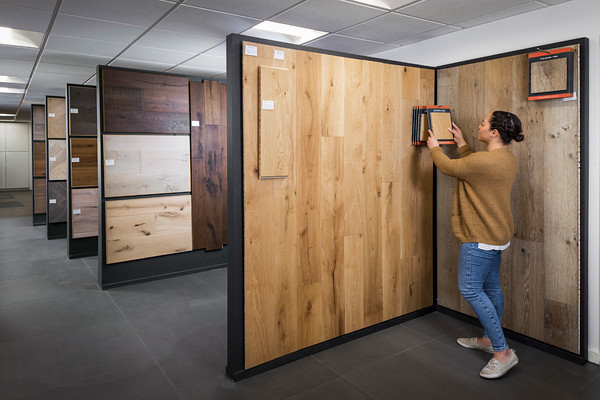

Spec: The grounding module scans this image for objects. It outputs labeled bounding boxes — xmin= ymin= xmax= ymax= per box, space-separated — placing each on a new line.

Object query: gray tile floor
xmin=1 ymin=215 xmax=599 ymax=399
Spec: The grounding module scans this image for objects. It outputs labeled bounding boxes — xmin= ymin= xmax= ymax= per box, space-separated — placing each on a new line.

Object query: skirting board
xmin=589 ymin=351 xmax=600 ymax=365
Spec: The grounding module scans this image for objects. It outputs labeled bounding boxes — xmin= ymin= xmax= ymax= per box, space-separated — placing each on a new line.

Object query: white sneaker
xmin=457 ymin=337 xmax=494 ymax=354
xmin=479 ymin=349 xmax=519 ymax=379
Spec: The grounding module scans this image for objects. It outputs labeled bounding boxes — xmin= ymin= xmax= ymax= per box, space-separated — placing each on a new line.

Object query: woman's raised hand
xmin=449 ymin=122 xmax=466 ymax=147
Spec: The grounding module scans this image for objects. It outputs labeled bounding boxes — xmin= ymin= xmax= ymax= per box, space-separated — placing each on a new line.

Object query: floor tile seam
xmin=0 ymin=288 xmax=98 ymax=308
xmin=190 ymin=273 xmax=226 ymax=297
xmin=430 ymin=336 xmax=491 ymax=363
xmin=566 ymin=373 xmax=600 ymax=399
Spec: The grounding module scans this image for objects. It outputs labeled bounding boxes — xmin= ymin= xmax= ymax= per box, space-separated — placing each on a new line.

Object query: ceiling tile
xmin=52 ymin=14 xmax=146 ymax=44
xmin=108 ymin=58 xmax=173 ymax=72
xmin=355 ymin=43 xmax=401 ymax=56
xmin=59 ymin=0 xmax=174 ymax=27
xmin=457 ymin=2 xmax=546 ymax=28
xmin=391 ymin=25 xmax=462 ymax=46
xmin=118 ymin=45 xmax=196 ymax=65
xmin=203 ymin=42 xmax=226 ymax=57
xmin=45 ymin=34 xmax=125 ymax=58
xmin=168 ymin=65 xmax=224 ymax=78
xmin=272 ymin=0 xmax=387 ymax=32
xmin=178 ymin=54 xmax=226 ymax=71
xmin=40 ymin=51 xmax=111 ymax=69
xmin=0 ymin=45 xmax=39 ymax=61
xmin=184 ymin=0 xmax=302 ymax=19
xmin=28 ymin=71 xmax=91 ymax=92
xmin=307 ymin=34 xmax=386 ymax=54
xmin=338 ymin=12 xmax=443 ymax=42
xmin=135 ymin=29 xmax=223 ymax=53
xmin=537 ymin=0 xmax=573 ymax=4
xmin=0 ymin=59 xmax=34 ymax=74
xmin=36 ymin=62 xmax=95 ymax=77
xmin=0 ymin=1 xmax=56 ymax=11
xmin=0 ymin=4 xmax=52 ymax=32
xmin=156 ymin=5 xmax=259 ymax=37
xmin=399 ymin=0 xmax=531 ymax=25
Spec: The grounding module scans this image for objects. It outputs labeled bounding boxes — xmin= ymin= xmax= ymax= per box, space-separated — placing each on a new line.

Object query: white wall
xmin=0 ymin=122 xmax=32 ymax=190
xmin=374 ymin=0 xmax=600 ymax=364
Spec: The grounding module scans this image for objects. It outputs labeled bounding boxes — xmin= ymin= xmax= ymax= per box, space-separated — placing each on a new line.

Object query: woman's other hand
xmin=427 ymin=130 xmax=439 ymax=149
xmin=449 ymin=122 xmax=467 ymax=147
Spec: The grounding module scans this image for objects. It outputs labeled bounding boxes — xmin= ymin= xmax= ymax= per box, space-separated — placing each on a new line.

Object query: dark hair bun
xmin=514 ymin=133 xmax=524 ymax=142
xmin=491 ymin=111 xmax=524 ymax=144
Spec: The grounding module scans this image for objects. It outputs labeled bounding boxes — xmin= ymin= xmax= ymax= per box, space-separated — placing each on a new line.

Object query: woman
xmin=427 ymin=111 xmax=524 ymax=379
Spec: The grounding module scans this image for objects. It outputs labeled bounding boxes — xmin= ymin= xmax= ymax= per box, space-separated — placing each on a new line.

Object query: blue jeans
xmin=458 ymin=243 xmax=509 ymax=352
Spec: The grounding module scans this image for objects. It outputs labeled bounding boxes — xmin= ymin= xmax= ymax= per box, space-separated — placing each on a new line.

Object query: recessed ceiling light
xmin=0 ymin=113 xmax=16 ymax=117
xmin=242 ymin=21 xmax=328 ymax=45
xmin=0 ymin=75 xmax=25 ymax=84
xmin=0 ymin=26 xmax=43 ymax=48
xmin=0 ymin=87 xmax=25 ymax=94
xmin=351 ymin=0 xmax=416 ymax=9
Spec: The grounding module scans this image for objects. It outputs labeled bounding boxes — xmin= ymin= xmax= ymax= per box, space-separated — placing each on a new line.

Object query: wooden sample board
xmin=32 ymin=104 xmax=46 ymax=141
xmin=103 ymin=134 xmax=190 ymax=197
xmin=189 ymin=80 xmax=228 ymax=251
xmin=33 ymin=142 xmax=45 ymax=178
xmin=47 ymin=97 xmax=66 ymax=139
xmin=241 ymin=41 xmax=434 ymax=368
xmin=70 ymin=138 xmax=98 ymax=187
xmin=47 ymin=180 xmax=67 ymax=223
xmin=436 ymin=45 xmax=581 ymax=354
xmin=68 ymin=85 xmax=97 ymax=135
xmin=34 ymin=178 xmax=46 ymax=214
xmin=101 ymin=68 xmax=190 ymax=134
xmin=530 ymin=57 xmax=567 ymax=93
xmin=105 ymin=195 xmax=192 ymax=264
xmin=48 ymin=139 xmax=67 ymax=181
xmin=71 ymin=188 xmax=98 ymax=239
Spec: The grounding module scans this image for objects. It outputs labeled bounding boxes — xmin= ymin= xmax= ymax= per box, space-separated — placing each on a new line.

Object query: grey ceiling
xmin=0 ymin=0 xmax=573 ymax=120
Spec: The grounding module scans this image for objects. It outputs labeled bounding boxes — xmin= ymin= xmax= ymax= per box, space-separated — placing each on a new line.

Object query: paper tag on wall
xmin=70 ymin=108 xmax=79 ymax=114
xmin=48 ymin=113 xmax=55 ymax=118
xmin=274 ymin=50 xmax=285 ymax=60
xmin=49 ymin=199 xmax=56 ymax=204
xmin=563 ymin=92 xmax=577 ymax=101
xmin=245 ymin=45 xmax=258 ymax=56
xmin=73 ymin=209 xmax=81 ymax=215
xmin=49 ymin=157 xmax=56 ymax=162
xmin=105 ymin=159 xmax=115 ymax=166
xmin=191 ymin=120 xmax=200 ymax=127
xmin=262 ymin=100 xmax=274 ymax=110
xmin=72 ymin=157 xmax=80 ymax=163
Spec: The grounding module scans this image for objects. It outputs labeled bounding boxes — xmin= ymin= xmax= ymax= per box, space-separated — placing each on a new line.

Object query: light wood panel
xmin=33 ymin=142 xmax=45 ymax=178
xmin=530 ymin=58 xmax=568 ymax=93
xmin=47 ymin=97 xmax=66 ymax=139
xmin=436 ymin=45 xmax=581 ymax=353
xmin=70 ymin=138 xmax=98 ymax=187
xmin=48 ymin=139 xmax=67 ymax=181
xmin=242 ymin=42 xmax=434 ymax=368
xmin=71 ymin=188 xmax=98 ymax=239
xmin=48 ymin=180 xmax=67 ymax=223
xmin=34 ymin=178 xmax=46 ymax=214
xmin=68 ymin=85 xmax=97 ymax=136
xmin=32 ymin=104 xmax=46 ymax=141
xmin=105 ymin=195 xmax=192 ymax=264
xmin=103 ymin=134 xmax=190 ymax=197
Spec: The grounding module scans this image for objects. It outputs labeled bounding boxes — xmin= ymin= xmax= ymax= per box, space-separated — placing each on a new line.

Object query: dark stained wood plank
xmin=219 ymin=82 xmax=228 ymax=245
xmin=32 ymin=104 xmax=46 ymax=141
xmin=204 ymin=124 xmax=226 ymax=251
xmin=34 ymin=178 xmax=46 ymax=214
xmin=48 ymin=180 xmax=67 ymax=223
xmin=68 ymin=85 xmax=97 ymax=136
xmin=70 ymin=138 xmax=98 ymax=187
xmin=190 ymin=81 xmax=207 ymax=250
xmin=71 ymin=188 xmax=98 ymax=238
xmin=204 ymin=80 xmax=221 ymax=126
xmin=33 ymin=142 xmax=46 ymax=178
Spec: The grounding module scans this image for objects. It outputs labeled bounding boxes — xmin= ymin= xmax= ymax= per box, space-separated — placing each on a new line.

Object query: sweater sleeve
xmin=429 ymin=146 xmax=470 ymax=179
xmin=457 ymin=144 xmax=472 ymax=158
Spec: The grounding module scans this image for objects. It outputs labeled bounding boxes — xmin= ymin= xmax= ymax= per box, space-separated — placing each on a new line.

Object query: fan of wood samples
xmin=412 ymin=105 xmax=454 ymax=145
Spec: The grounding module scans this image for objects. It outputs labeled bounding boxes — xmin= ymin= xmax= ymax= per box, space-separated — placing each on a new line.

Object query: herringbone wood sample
xmin=33 ymin=142 xmax=46 ymax=177
xmin=68 ymin=85 xmax=97 ymax=136
xmin=47 ymin=97 xmax=66 ymax=139
xmin=70 ymin=138 xmax=98 ymax=187
xmin=102 ymin=68 xmax=190 ymax=134
xmin=48 ymin=180 xmax=67 ymax=223
xmin=34 ymin=178 xmax=46 ymax=214
xmin=105 ymin=195 xmax=192 ymax=264
xmin=32 ymin=105 xmax=46 ymax=141
xmin=48 ymin=139 xmax=67 ymax=181
xmin=71 ymin=188 xmax=98 ymax=238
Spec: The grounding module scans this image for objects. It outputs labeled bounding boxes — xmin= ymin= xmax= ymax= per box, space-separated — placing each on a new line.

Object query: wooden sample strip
xmin=32 ymin=104 xmax=46 ymax=141
xmin=105 ymin=195 xmax=192 ymax=264
xmin=33 ymin=142 xmax=46 ymax=178
xmin=427 ymin=106 xmax=454 ymax=141
xmin=258 ymin=65 xmax=292 ymax=178
xmin=70 ymin=138 xmax=98 ymax=187
xmin=71 ymin=188 xmax=98 ymax=239
xmin=47 ymin=97 xmax=66 ymax=139
xmin=530 ymin=58 xmax=567 ymax=93
xmin=68 ymin=85 xmax=97 ymax=136
xmin=48 ymin=180 xmax=67 ymax=223
xmin=103 ymin=134 xmax=190 ymax=197
xmin=48 ymin=139 xmax=67 ymax=181
xmin=34 ymin=178 xmax=46 ymax=214
xmin=101 ymin=68 xmax=190 ymax=134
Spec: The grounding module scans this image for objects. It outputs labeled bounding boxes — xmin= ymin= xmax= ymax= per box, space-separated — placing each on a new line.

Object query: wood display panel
xmin=436 ymin=44 xmax=582 ymax=354
xmin=531 ymin=58 xmax=567 ymax=93
xmin=70 ymin=138 xmax=98 ymax=187
xmin=48 ymin=139 xmax=67 ymax=181
xmin=189 ymin=80 xmax=228 ymax=251
xmin=104 ymin=195 xmax=193 ymax=264
xmin=33 ymin=178 xmax=46 ymax=214
xmin=68 ymin=85 xmax=97 ymax=136
xmin=241 ymin=41 xmax=434 ymax=369
xmin=33 ymin=142 xmax=45 ymax=178
xmin=47 ymin=97 xmax=66 ymax=139
xmin=47 ymin=180 xmax=67 ymax=223
xmin=101 ymin=68 xmax=190 ymax=134
xmin=103 ymin=134 xmax=190 ymax=197
xmin=71 ymin=188 xmax=98 ymax=239
xmin=32 ymin=104 xmax=46 ymax=141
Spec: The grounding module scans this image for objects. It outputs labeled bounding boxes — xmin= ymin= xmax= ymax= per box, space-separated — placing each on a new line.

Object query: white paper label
xmin=49 ymin=199 xmax=56 ymax=204
xmin=72 ymin=157 xmax=80 ymax=163
xmin=245 ymin=45 xmax=258 ymax=56
xmin=563 ymin=92 xmax=577 ymax=101
xmin=262 ymin=100 xmax=274 ymax=110
xmin=70 ymin=108 xmax=79 ymax=114
xmin=274 ymin=50 xmax=285 ymax=60
xmin=49 ymin=157 xmax=56 ymax=162
xmin=105 ymin=159 xmax=115 ymax=166
xmin=48 ymin=113 xmax=55 ymax=118
xmin=191 ymin=120 xmax=200 ymax=127
xmin=73 ymin=209 xmax=81 ymax=215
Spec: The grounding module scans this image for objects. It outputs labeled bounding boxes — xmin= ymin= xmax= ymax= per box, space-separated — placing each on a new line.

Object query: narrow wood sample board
xmin=48 ymin=180 xmax=67 ymax=223
xmin=33 ymin=142 xmax=45 ymax=177
xmin=32 ymin=105 xmax=46 ymax=141
xmin=71 ymin=188 xmax=98 ymax=239
xmin=70 ymin=138 xmax=98 ymax=187
xmin=48 ymin=139 xmax=67 ymax=181
xmin=34 ymin=178 xmax=46 ymax=214
xmin=68 ymin=85 xmax=97 ymax=136
xmin=47 ymin=97 xmax=66 ymax=139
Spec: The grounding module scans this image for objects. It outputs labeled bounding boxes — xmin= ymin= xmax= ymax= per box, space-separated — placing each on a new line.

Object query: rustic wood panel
xmin=530 ymin=58 xmax=568 ymax=93
xmin=47 ymin=97 xmax=66 ymax=139
xmin=68 ymin=85 xmax=97 ymax=136
xmin=70 ymin=138 xmax=98 ymax=187
xmin=48 ymin=139 xmax=67 ymax=181
xmin=103 ymin=134 xmax=190 ymax=197
xmin=102 ymin=68 xmax=190 ymax=134
xmin=33 ymin=142 xmax=45 ymax=178
xmin=34 ymin=178 xmax=46 ymax=214
xmin=32 ymin=104 xmax=46 ymax=141
xmin=71 ymin=188 xmax=98 ymax=238
xmin=48 ymin=180 xmax=67 ymax=223
xmin=105 ymin=195 xmax=192 ymax=264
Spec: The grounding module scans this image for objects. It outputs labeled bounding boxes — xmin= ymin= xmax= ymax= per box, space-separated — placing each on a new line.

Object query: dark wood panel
xmin=102 ymin=68 xmax=190 ymax=134
xmin=70 ymin=138 xmax=98 ymax=187
xmin=220 ymin=83 xmax=228 ymax=244
xmin=48 ymin=180 xmax=67 ymax=223
xmin=71 ymin=188 xmax=98 ymax=238
xmin=32 ymin=104 xmax=46 ymax=141
xmin=33 ymin=142 xmax=46 ymax=178
xmin=190 ymin=81 xmax=207 ymax=250
xmin=47 ymin=97 xmax=66 ymax=139
xmin=68 ymin=85 xmax=97 ymax=136
xmin=204 ymin=124 xmax=226 ymax=250
xmin=34 ymin=178 xmax=46 ymax=214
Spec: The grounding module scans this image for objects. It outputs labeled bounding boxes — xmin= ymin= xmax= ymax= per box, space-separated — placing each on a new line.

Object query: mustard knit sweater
xmin=430 ymin=144 xmax=518 ymax=245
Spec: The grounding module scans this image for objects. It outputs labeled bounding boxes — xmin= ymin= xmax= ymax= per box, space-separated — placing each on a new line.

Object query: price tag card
xmin=105 ymin=159 xmax=115 ymax=166
xmin=262 ymin=100 xmax=274 ymax=110
xmin=72 ymin=157 xmax=80 ymax=163
xmin=191 ymin=120 xmax=200 ymax=127
xmin=73 ymin=209 xmax=81 ymax=215
xmin=245 ymin=45 xmax=258 ymax=56
xmin=49 ymin=199 xmax=56 ymax=204
xmin=49 ymin=157 xmax=56 ymax=162
xmin=274 ymin=50 xmax=285 ymax=60
xmin=70 ymin=108 xmax=79 ymax=114
xmin=48 ymin=113 xmax=55 ymax=118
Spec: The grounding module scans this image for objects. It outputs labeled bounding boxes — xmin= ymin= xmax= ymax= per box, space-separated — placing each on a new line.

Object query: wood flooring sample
xmin=530 ymin=57 xmax=567 ymax=93
xmin=428 ymin=109 xmax=454 ymax=141
xmin=33 ymin=142 xmax=46 ymax=178
xmin=71 ymin=188 xmax=98 ymax=239
xmin=105 ymin=194 xmax=192 ymax=264
xmin=48 ymin=139 xmax=67 ymax=181
xmin=101 ymin=68 xmax=190 ymax=134
xmin=34 ymin=178 xmax=46 ymax=214
xmin=103 ymin=134 xmax=190 ymax=197
xmin=32 ymin=104 xmax=46 ymax=141
xmin=48 ymin=180 xmax=67 ymax=223
xmin=71 ymin=138 xmax=98 ymax=187
xmin=68 ymin=85 xmax=97 ymax=136
xmin=47 ymin=97 xmax=66 ymax=139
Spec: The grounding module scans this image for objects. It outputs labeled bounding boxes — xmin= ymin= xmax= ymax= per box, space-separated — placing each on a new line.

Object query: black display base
xmin=47 ymin=222 xmax=67 ymax=239
xmin=68 ymin=236 xmax=98 ymax=259
xmin=33 ymin=214 xmax=46 ymax=226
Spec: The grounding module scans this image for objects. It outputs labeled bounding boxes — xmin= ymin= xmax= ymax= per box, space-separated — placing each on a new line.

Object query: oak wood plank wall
xmin=70 ymin=138 xmax=98 ymax=187
xmin=68 ymin=86 xmax=97 ymax=136
xmin=71 ymin=188 xmax=98 ymax=239
xmin=242 ymin=42 xmax=434 ymax=368
xmin=32 ymin=104 xmax=46 ymax=141
xmin=47 ymin=97 xmax=66 ymax=139
xmin=48 ymin=139 xmax=67 ymax=181
xmin=48 ymin=180 xmax=67 ymax=223
xmin=34 ymin=178 xmax=46 ymax=214
xmin=435 ymin=45 xmax=581 ymax=353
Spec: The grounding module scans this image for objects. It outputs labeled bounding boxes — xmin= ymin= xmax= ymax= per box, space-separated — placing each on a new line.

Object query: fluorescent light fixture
xmin=0 ymin=87 xmax=25 ymax=94
xmin=242 ymin=21 xmax=327 ymax=45
xmin=0 ymin=75 xmax=25 ymax=84
xmin=0 ymin=113 xmax=16 ymax=117
xmin=0 ymin=26 xmax=43 ymax=48
xmin=351 ymin=0 xmax=416 ymax=9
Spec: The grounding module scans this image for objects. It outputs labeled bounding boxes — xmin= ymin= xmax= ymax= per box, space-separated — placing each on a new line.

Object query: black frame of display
xmin=31 ymin=103 xmax=46 ymax=226
xmin=96 ymin=65 xmax=227 ymax=289
xmin=45 ymin=95 xmax=67 ymax=240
